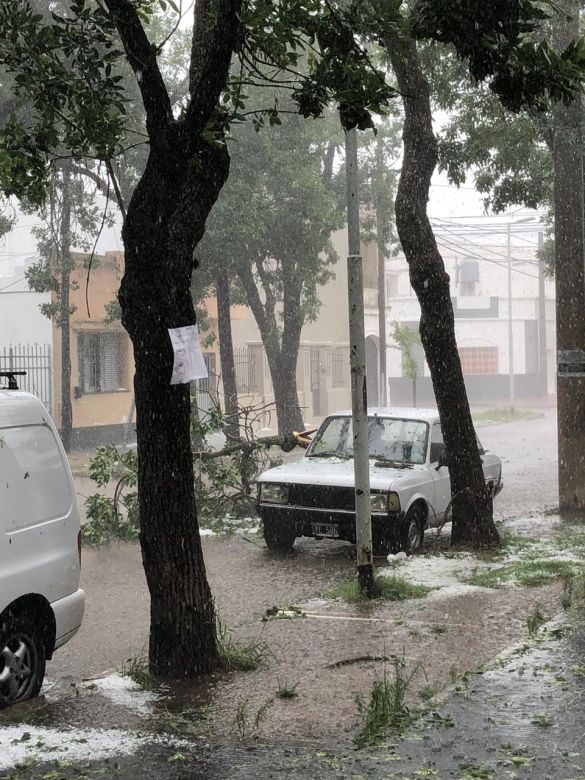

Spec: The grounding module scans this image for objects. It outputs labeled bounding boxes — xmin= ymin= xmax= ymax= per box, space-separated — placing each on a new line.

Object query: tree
xmin=420 ymin=3 xmax=585 ymax=513
xmin=24 ymin=163 xmax=108 ymax=451
xmin=391 ymin=322 xmax=421 ymax=407
xmin=0 ymin=0 xmax=392 ymax=675
xmin=198 ymin=103 xmax=344 ymax=435
xmin=367 ymin=0 xmax=585 ymax=548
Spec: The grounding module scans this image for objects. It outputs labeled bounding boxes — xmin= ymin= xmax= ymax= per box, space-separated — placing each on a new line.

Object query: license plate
xmin=311 ymin=522 xmax=340 ymax=538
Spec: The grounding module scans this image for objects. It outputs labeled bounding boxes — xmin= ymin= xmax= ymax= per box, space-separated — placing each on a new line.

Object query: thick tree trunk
xmin=215 ymin=269 xmax=240 ymax=441
xmin=237 ymin=263 xmax=305 ymax=435
xmin=270 ymin=352 xmax=305 ymax=435
xmin=386 ymin=36 xmax=499 ymax=548
xmin=59 ymin=164 xmax=73 ymax=452
xmin=119 ymin=133 xmax=231 ymax=676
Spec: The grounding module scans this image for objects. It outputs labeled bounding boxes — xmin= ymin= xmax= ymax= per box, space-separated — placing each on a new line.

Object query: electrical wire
xmin=432 ymin=218 xmax=542 ymax=268
xmin=0 ymin=275 xmax=27 ymax=292
xmin=434 ymin=235 xmax=540 ymax=280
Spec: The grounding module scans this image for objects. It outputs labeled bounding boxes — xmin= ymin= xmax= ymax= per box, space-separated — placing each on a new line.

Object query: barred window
xmin=459 ymin=346 xmax=498 ymax=375
xmin=332 ymin=350 xmax=349 ymax=388
xmin=78 ymin=332 xmax=125 ymax=394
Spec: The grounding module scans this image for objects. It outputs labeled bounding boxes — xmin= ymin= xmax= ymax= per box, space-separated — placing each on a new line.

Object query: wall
xmin=0 ymin=268 xmax=52 ymax=348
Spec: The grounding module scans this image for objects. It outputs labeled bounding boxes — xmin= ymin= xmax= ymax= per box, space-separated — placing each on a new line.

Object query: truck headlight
xmin=388 ymin=492 xmax=401 ymax=512
xmin=370 ymin=493 xmax=388 ymax=513
xmin=260 ymin=483 xmax=289 ymax=504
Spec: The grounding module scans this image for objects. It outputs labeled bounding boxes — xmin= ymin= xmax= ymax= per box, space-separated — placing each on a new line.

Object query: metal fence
xmin=0 ymin=343 xmax=53 ymax=413
xmin=194 ymin=353 xmax=217 ymax=415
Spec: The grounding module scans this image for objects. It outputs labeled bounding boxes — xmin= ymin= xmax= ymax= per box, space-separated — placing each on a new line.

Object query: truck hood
xmin=258 ymin=456 xmax=425 ymax=492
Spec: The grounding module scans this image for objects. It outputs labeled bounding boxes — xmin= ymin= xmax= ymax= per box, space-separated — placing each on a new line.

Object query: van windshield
xmin=308 ymin=416 xmax=429 ymax=465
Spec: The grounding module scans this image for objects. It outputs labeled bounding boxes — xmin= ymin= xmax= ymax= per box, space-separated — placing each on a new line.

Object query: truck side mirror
xmin=435 ymin=447 xmax=449 ymax=471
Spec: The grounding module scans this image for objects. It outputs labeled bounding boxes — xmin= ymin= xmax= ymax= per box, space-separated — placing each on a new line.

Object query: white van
xmin=0 ymin=377 xmax=84 ymax=708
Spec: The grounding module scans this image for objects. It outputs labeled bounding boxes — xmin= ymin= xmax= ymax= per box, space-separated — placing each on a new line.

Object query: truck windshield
xmin=308 ymin=416 xmax=429 ymax=465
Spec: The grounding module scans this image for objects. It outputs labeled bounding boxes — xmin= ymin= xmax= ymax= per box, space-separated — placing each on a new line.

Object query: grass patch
xmin=328 ymin=575 xmax=431 ymax=603
xmin=354 ymin=657 xmax=423 ymax=747
xmin=276 ymin=679 xmax=299 ymax=699
xmin=219 ymin=629 xmax=273 ymax=672
xmin=526 ymin=602 xmax=548 ymax=635
xmin=468 ymin=560 xmax=585 ymax=589
xmin=119 ymin=653 xmax=157 ymax=690
xmin=471 ymin=407 xmax=541 ymax=425
xmin=234 ymin=697 xmax=274 ymax=739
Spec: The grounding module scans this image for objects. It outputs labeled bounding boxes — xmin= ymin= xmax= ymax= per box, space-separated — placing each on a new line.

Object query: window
xmin=430 ymin=423 xmax=445 ymax=463
xmin=332 ymin=350 xmax=349 ymax=388
xmin=77 ymin=332 xmax=125 ymax=394
xmin=458 ymin=259 xmax=480 ymax=296
xmin=386 ymin=273 xmax=398 ymax=299
xmin=309 ymin=415 xmax=429 ymax=465
xmin=459 ymin=346 xmax=498 ymax=376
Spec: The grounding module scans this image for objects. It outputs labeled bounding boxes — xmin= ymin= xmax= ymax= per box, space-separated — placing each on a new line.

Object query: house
xmin=50 ymin=251 xmax=134 ymax=448
xmin=222 ymin=218 xmax=555 ymax=427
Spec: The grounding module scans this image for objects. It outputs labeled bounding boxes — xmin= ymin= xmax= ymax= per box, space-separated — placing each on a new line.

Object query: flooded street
xmin=1 ymin=412 xmax=580 ymax=777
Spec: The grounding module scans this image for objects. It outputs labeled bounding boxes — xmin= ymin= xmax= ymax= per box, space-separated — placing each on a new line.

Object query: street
xmin=55 ymin=410 xmax=559 ymax=684
xmin=3 ymin=408 xmax=577 ymax=779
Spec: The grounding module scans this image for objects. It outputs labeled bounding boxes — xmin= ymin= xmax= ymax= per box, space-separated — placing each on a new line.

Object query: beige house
xmin=53 ymin=251 xmax=134 ymax=447
xmin=225 ymin=228 xmax=357 ymax=428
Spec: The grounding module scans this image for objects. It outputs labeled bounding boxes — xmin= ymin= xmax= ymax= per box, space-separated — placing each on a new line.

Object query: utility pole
xmin=553 ymin=0 xmax=585 ymax=512
xmin=345 ymin=127 xmax=374 ymax=596
xmin=537 ymin=230 xmax=548 ymax=398
xmin=375 ymin=133 xmax=388 ymax=407
xmin=507 ymin=222 xmax=515 ymax=408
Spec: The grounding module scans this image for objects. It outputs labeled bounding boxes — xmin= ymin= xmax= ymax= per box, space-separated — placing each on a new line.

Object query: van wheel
xmin=263 ymin=518 xmax=296 ymax=552
xmin=0 ymin=619 xmax=46 ymax=709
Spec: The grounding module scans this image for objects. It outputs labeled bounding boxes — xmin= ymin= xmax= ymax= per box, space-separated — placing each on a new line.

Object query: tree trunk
xmin=59 ymin=164 xmax=73 ymax=452
xmin=215 ymin=268 xmax=240 ymax=441
xmin=386 ymin=35 xmax=499 ymax=548
xmin=271 ymin=352 xmax=305 ymax=435
xmin=237 ymin=262 xmax=305 ymax=436
xmin=118 ymin=132 xmax=231 ymax=676
xmin=553 ymin=1 xmax=585 ymax=513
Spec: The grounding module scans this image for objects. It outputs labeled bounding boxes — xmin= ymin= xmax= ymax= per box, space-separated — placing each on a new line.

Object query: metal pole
xmin=507 ymin=222 xmax=515 ymax=407
xmin=375 ymin=133 xmax=388 ymax=407
xmin=345 ymin=128 xmax=374 ymax=597
xmin=537 ymin=231 xmax=548 ymax=398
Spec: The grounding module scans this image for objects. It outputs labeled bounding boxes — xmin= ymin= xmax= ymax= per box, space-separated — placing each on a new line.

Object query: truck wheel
xmin=0 ymin=617 xmax=46 ymax=709
xmin=401 ymin=506 xmax=425 ymax=555
xmin=263 ymin=518 xmax=296 ymax=552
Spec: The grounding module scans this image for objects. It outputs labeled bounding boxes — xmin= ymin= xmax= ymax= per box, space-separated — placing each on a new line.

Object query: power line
xmin=432 ymin=219 xmax=542 ymax=267
xmin=431 ymin=214 xmax=544 ymax=249
xmin=0 ymin=276 xmax=27 ymax=292
xmin=434 ymin=236 xmax=540 ymax=280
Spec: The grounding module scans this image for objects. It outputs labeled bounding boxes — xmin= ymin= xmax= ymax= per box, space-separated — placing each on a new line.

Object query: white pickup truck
xmin=257 ymin=408 xmax=503 ymax=555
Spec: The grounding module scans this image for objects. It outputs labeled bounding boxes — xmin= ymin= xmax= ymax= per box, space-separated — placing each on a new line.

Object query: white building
xmin=0 ymin=255 xmax=53 ymax=410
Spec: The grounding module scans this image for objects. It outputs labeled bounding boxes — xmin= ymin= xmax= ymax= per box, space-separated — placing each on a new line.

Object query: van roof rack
xmin=0 ymin=371 xmax=27 ymax=390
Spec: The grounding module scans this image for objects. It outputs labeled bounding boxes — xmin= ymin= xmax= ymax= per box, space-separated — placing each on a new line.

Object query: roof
xmin=0 ymin=390 xmax=51 ymax=428
xmin=329 ymin=407 xmax=440 ymax=422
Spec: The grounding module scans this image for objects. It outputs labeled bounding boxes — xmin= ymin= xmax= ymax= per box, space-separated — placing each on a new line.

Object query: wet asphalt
xmin=4 ymin=615 xmax=585 ymax=779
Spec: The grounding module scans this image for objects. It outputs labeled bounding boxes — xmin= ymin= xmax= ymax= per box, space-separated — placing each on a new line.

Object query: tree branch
xmin=69 ymin=163 xmax=109 ymax=195
xmin=186 ymin=0 xmax=243 ymax=129
xmin=102 ymin=0 xmax=172 ymax=140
